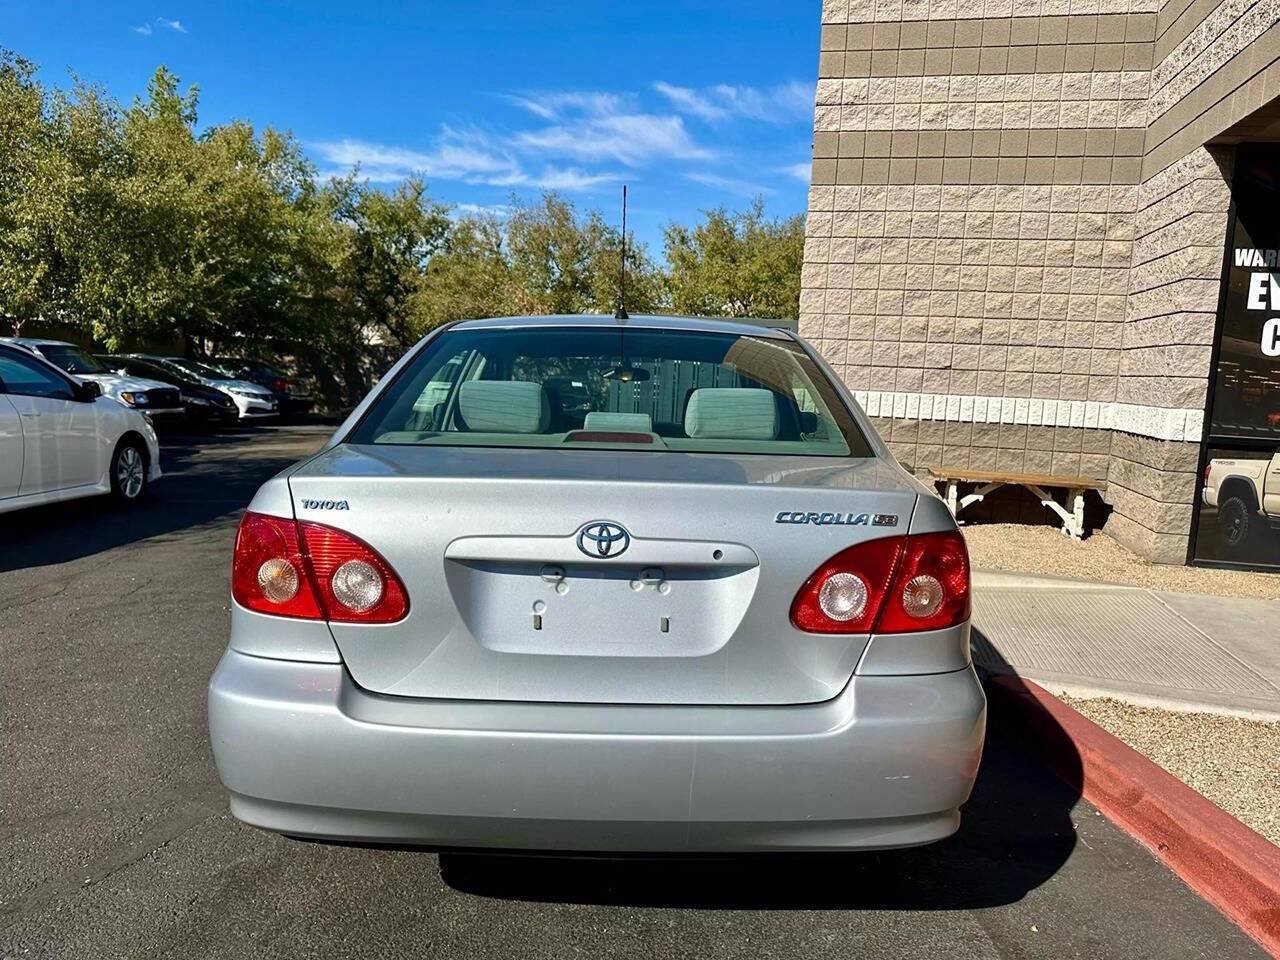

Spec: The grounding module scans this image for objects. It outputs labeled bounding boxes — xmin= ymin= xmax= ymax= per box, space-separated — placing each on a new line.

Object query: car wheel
xmin=1218 ymin=495 xmax=1253 ymax=549
xmin=110 ymin=439 xmax=149 ymax=505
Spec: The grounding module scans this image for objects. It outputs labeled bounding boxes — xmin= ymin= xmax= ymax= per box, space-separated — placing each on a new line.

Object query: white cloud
xmin=453 ymin=202 xmax=510 ymax=218
xmin=505 ymin=91 xmax=626 ymax=121
xmin=780 ymin=161 xmax=812 ymax=182
xmin=312 ymin=129 xmax=623 ymax=192
xmin=516 ymin=167 xmax=623 ymax=191
xmin=654 ymin=80 xmax=813 ymax=125
xmin=508 ymin=90 xmax=712 ymax=166
xmin=314 ymin=80 xmax=814 ymax=201
xmin=133 ymin=17 xmax=188 ymax=35
xmin=515 ymin=113 xmax=709 ymax=166
xmin=685 ymin=172 xmax=776 ymax=198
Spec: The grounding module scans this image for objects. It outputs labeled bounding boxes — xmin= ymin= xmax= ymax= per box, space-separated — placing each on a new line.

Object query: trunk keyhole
xmin=660 ymin=617 xmax=670 ymax=633
xmin=533 ymin=614 xmax=543 ymax=631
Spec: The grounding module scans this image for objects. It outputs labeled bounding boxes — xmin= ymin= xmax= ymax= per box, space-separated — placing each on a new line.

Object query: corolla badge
xmin=577 ymin=521 xmax=631 ymax=558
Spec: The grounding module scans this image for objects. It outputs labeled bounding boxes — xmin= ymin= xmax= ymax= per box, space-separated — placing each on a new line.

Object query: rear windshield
xmin=349 ymin=326 xmax=872 ymax=457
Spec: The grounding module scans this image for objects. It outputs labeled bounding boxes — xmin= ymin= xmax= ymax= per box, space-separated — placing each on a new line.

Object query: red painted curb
xmin=986 ymin=673 xmax=1280 ymax=958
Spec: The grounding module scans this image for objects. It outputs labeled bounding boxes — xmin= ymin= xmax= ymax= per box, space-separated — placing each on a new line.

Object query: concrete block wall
xmin=1108 ymin=145 xmax=1232 ymax=561
xmin=1147 ymin=0 xmax=1280 ymax=176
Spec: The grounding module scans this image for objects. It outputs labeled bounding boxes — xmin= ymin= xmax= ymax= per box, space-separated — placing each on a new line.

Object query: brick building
xmin=800 ymin=0 xmax=1280 ymax=567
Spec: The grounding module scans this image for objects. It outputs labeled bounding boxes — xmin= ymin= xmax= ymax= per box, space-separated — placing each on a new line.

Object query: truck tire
xmin=1217 ymin=494 xmax=1254 ymax=549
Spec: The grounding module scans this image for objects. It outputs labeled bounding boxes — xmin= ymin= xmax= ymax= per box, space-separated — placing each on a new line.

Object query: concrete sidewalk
xmin=972 ymin=570 xmax=1280 ymax=720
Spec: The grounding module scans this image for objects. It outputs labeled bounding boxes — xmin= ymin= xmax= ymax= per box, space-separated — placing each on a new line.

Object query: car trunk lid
xmin=289 ymin=444 xmax=920 ymax=706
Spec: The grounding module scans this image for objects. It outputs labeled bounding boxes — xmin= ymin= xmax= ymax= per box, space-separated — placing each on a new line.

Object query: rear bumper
xmin=229 ymin=395 xmax=278 ymax=418
xmin=209 ymin=650 xmax=986 ymax=852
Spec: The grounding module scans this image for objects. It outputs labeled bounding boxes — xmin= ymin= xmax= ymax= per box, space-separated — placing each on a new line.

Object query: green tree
xmin=0 ymin=50 xmax=69 ymax=335
xmin=663 ymin=199 xmax=805 ymax=321
xmin=326 ymin=175 xmax=453 ymax=349
xmin=505 ymin=193 xmax=662 ymax=316
xmin=413 ymin=212 xmax=519 ymax=331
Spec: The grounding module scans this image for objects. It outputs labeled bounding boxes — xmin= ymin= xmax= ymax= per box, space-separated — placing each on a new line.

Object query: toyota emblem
xmin=577 ymin=521 xmax=631 ymax=559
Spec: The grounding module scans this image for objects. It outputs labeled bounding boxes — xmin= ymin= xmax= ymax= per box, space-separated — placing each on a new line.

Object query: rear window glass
xmin=348 ymin=326 xmax=872 ymax=457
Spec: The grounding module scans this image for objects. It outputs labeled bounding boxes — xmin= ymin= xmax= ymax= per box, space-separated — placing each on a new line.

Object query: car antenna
xmin=614 ymin=185 xmax=629 ymax=321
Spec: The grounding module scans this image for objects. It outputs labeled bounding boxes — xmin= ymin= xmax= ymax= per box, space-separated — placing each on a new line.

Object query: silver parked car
xmin=208 ymin=315 xmax=984 ymax=852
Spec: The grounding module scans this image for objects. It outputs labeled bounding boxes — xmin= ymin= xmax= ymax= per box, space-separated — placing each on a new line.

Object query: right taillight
xmin=875 ymin=530 xmax=970 ymax=634
xmin=790 ymin=530 xmax=970 ymax=635
xmin=231 ymin=511 xmax=409 ymax=623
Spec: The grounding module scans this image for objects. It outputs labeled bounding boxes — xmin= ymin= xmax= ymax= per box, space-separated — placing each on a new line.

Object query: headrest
xmin=583 ymin=411 xmax=653 ymax=433
xmin=685 ymin=388 xmax=779 ymax=440
xmin=458 ymin=380 xmax=550 ymax=434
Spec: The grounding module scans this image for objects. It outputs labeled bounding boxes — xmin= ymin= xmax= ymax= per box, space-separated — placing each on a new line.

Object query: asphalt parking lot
xmin=0 ymin=424 xmax=1267 ymax=959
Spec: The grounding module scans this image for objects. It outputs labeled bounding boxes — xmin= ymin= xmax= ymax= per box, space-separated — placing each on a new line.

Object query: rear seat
xmin=684 ymin=388 xmax=779 ymax=440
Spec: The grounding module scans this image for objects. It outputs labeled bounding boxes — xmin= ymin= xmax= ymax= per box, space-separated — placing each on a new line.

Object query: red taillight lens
xmin=877 ymin=530 xmax=970 ymax=633
xmin=790 ymin=530 xmax=970 ymax=635
xmin=232 ymin=512 xmax=324 ymax=619
xmin=274 ymin=378 xmax=292 ymax=392
xmin=231 ymin=512 xmax=408 ymax=623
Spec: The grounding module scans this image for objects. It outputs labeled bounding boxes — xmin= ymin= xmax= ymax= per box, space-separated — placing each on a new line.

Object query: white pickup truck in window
xmin=1202 ymin=452 xmax=1280 ymax=549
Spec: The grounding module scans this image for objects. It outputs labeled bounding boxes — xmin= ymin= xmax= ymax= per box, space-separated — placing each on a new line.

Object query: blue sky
xmin=6 ymin=1 xmax=820 ymax=255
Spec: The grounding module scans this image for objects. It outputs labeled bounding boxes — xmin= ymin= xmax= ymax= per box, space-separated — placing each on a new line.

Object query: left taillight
xmin=231 ymin=511 xmax=409 ymax=623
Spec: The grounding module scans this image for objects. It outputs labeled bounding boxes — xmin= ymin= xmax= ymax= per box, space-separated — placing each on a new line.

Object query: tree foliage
xmin=664 ymin=200 xmax=805 ymax=322
xmin=0 ymin=51 xmax=806 ymax=409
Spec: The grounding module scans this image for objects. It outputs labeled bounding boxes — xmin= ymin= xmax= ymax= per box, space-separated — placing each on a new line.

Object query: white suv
xmin=0 ymin=343 xmax=161 ymax=513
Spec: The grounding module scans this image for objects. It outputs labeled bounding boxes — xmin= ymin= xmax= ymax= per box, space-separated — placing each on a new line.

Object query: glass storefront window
xmin=1191 ymin=146 xmax=1280 ymax=570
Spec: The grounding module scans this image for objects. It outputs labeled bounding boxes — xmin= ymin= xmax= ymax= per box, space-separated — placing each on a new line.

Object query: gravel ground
xmin=964 ymin=524 xmax=1280 ymax=599
xmin=1062 ymin=696 xmax=1280 ymax=844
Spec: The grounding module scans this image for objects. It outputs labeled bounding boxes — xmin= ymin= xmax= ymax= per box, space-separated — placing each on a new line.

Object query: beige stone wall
xmin=1107 ymin=145 xmax=1233 ymax=559
xmin=1147 ymin=0 xmax=1280 ymax=175
xmin=803 ymin=0 xmax=1280 ymax=561
xmin=802 ymin=0 xmax=1161 ymax=475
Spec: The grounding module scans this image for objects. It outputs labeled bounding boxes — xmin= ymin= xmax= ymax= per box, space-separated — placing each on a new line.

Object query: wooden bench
xmin=927 ymin=468 xmax=1108 ymax=541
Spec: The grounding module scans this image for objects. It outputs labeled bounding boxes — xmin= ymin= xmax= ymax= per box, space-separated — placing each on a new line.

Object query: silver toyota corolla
xmin=208 ymin=315 xmax=985 ymax=852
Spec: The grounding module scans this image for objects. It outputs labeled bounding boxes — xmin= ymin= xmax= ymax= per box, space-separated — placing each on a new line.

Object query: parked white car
xmin=0 ymin=342 xmax=161 ymax=513
xmin=1 ymin=337 xmax=186 ymax=423
xmin=140 ymin=355 xmax=278 ymax=420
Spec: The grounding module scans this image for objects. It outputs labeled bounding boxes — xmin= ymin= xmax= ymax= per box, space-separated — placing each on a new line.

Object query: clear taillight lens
xmin=231 ymin=512 xmax=409 ymax=623
xmin=790 ymin=530 xmax=970 ymax=634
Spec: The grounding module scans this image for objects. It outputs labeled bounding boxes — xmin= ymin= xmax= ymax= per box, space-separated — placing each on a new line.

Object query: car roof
xmin=449 ymin=314 xmax=797 ymax=340
xmin=0 ymin=336 xmax=75 ymax=348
